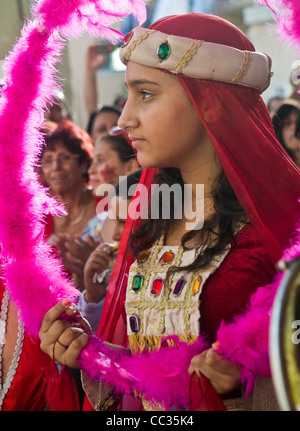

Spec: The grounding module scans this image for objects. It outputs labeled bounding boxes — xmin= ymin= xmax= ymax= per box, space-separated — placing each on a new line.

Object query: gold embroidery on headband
xmin=125 ymin=29 xmax=156 ymax=61
xmin=231 ymin=50 xmax=251 ymax=84
xmin=173 ymin=40 xmax=203 ymax=74
xmin=259 ymin=54 xmax=274 ymax=94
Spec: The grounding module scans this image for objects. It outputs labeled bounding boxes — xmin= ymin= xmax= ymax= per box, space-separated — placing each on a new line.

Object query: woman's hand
xmin=86 ymin=44 xmax=107 ymax=72
xmin=83 ymin=243 xmax=114 ymax=303
xmin=188 ymin=344 xmax=241 ymax=395
xmin=55 ymin=233 xmax=98 ymax=276
xmin=39 ymin=299 xmax=91 ymax=369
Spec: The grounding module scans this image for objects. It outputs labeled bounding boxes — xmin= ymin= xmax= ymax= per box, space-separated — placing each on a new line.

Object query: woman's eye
xmin=141 ymin=90 xmax=153 ymax=100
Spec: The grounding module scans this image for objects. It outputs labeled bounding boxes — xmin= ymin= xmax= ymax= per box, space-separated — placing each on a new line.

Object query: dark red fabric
xmin=189 ymin=373 xmax=227 ymax=411
xmin=200 ymin=223 xmax=277 ymax=341
xmin=0 ymin=280 xmax=79 ymax=411
xmin=46 ymin=365 xmax=80 ymax=411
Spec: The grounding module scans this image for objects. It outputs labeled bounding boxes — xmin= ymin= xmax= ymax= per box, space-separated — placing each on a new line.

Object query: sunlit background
xmin=0 ymin=0 xmax=298 ymax=129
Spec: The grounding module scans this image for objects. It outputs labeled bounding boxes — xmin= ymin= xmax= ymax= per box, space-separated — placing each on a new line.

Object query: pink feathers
xmin=34 ymin=0 xmax=147 ymax=41
xmin=0 ymin=0 xmax=146 ymax=338
xmin=78 ymin=335 xmax=209 ymax=410
xmin=257 ymin=0 xmax=300 ymax=50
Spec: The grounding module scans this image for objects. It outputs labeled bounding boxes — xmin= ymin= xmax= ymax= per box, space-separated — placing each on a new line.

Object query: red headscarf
xmin=96 ymin=14 xmax=300 ymax=346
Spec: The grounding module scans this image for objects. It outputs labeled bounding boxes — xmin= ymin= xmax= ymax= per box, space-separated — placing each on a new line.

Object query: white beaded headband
xmin=120 ymin=27 xmax=273 ymax=93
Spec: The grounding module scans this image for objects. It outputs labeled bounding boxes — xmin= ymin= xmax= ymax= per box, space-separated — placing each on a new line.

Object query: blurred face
xmin=91 ymin=111 xmax=120 ymax=144
xmin=88 ymin=139 xmax=132 ymax=192
xmin=110 ymin=195 xmax=130 ymax=242
xmin=118 ymin=62 xmax=208 ymax=171
xmin=282 ymin=110 xmax=300 ymax=153
xmin=41 ymin=142 xmax=85 ymax=196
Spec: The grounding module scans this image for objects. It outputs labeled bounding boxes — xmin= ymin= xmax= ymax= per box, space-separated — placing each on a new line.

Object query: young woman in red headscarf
xmin=39 ymin=13 xmax=300 ymax=411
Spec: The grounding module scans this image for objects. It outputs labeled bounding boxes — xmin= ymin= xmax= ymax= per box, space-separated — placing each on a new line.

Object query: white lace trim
xmin=0 ymin=290 xmax=24 ymax=410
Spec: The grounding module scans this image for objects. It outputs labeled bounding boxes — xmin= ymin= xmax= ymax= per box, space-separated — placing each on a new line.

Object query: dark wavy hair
xmin=42 ymin=120 xmax=94 ymax=182
xmin=272 ymin=100 xmax=300 ymax=163
xmin=86 ymin=106 xmax=121 ymax=136
xmin=100 ymin=133 xmax=137 ymax=164
xmin=129 ymin=167 xmax=248 ymax=275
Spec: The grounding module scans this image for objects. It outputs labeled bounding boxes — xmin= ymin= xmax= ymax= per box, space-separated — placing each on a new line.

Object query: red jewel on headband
xmin=122 ymin=31 xmax=133 ymax=47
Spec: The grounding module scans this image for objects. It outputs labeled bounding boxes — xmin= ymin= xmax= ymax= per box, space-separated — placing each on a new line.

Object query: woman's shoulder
xmin=232 ymin=223 xmax=273 ymax=261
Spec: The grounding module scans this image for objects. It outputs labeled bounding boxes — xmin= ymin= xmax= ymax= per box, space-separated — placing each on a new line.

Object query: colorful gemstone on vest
xmin=159 ymin=251 xmax=175 ymax=265
xmin=138 ymin=250 xmax=150 ymax=264
xmin=132 ymin=274 xmax=143 ymax=291
xmin=151 ymin=279 xmax=163 ymax=295
xmin=129 ymin=315 xmax=140 ymax=333
xmin=192 ymin=276 xmax=203 ymax=295
xmin=157 ymin=42 xmax=171 ymax=60
xmin=173 ymin=278 xmax=186 ymax=295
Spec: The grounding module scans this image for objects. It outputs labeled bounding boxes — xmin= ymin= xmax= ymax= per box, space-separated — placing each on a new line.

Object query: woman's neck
xmin=57 ymin=187 xmax=89 ymax=212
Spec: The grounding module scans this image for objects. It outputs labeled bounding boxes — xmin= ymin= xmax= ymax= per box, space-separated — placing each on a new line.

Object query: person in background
xmin=267 ymin=96 xmax=284 ymax=114
xmin=82 ymin=126 xmax=140 ymax=243
xmin=78 ymin=169 xmax=142 ymax=334
xmin=86 ymin=106 xmax=121 ymax=146
xmin=272 ymin=98 xmax=300 ymax=168
xmin=84 ymin=44 xmax=121 ymax=145
xmin=41 ymin=120 xmax=96 ymax=290
xmin=45 ymin=93 xmax=73 ymax=124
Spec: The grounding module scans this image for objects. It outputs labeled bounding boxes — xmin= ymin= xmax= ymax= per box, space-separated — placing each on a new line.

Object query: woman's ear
xmin=201 ymin=94 xmax=224 ymax=123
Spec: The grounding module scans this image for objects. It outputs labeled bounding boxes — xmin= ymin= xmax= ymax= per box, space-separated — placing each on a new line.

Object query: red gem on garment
xmin=151 ymin=279 xmax=163 ymax=295
xmin=159 ymin=251 xmax=175 ymax=265
xmin=122 ymin=31 xmax=133 ymax=47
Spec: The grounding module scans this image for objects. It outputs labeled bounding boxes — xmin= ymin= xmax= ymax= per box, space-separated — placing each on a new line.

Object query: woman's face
xmin=91 ymin=111 xmax=120 ymax=144
xmin=41 ymin=142 xmax=85 ymax=195
xmin=282 ymin=109 xmax=300 ymax=153
xmin=88 ymin=139 xmax=131 ymax=192
xmin=118 ymin=62 xmax=209 ymax=171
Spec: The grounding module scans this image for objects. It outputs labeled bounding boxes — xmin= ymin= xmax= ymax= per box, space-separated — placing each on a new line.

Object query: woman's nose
xmin=88 ymin=160 xmax=96 ymax=175
xmin=117 ymin=97 xmax=138 ymax=131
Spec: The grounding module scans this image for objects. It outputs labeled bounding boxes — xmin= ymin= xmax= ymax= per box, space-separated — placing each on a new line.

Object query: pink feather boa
xmin=0 ymin=0 xmax=146 ymax=338
xmin=1 ymin=0 xmax=298 ymax=410
xmin=256 ymin=1 xmax=300 ymax=50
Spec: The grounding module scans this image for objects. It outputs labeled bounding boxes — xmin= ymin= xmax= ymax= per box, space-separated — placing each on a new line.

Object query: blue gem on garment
xmin=157 ymin=42 xmax=171 ymax=61
xmin=129 ymin=315 xmax=140 ymax=333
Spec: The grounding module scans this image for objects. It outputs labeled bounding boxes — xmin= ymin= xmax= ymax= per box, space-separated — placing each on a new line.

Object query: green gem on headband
xmin=120 ymin=27 xmax=273 ymax=94
xmin=157 ymin=42 xmax=171 ymax=61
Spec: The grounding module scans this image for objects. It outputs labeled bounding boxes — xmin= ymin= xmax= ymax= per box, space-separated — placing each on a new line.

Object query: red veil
xmin=96 ymin=13 xmax=300 ymax=361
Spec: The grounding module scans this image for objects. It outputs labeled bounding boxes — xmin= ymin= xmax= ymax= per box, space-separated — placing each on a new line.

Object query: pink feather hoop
xmin=1 ymin=0 xmax=298 ymax=410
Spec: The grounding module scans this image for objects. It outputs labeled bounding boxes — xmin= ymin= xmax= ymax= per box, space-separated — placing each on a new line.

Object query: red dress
xmin=0 ymin=280 xmax=79 ymax=411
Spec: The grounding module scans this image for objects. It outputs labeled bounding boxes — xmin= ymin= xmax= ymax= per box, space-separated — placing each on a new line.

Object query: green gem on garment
xmin=132 ymin=274 xmax=143 ymax=291
xmin=157 ymin=42 xmax=171 ymax=61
